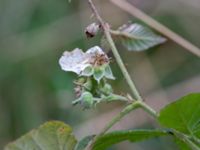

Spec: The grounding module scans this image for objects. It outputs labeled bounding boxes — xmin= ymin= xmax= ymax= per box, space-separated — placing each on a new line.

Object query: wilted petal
xmin=59 ymin=48 xmax=90 ymax=74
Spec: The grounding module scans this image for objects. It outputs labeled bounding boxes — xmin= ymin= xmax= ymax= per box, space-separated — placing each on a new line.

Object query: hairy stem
xmin=86 ymin=0 xmax=158 ymax=149
xmin=110 ymin=0 xmax=200 ymax=57
xmin=88 ymin=0 xmax=142 ymax=101
xmin=97 ymin=101 xmax=140 ymax=136
xmin=92 ymin=101 xmax=141 ymax=142
xmin=97 ymin=101 xmax=157 ymax=137
xmin=85 ymin=100 xmax=157 ymax=150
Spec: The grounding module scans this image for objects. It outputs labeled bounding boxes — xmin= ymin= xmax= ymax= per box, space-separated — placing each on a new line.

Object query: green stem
xmin=139 ymin=102 xmax=158 ymax=118
xmin=86 ymin=1 xmax=158 ymax=150
xmin=173 ymin=130 xmax=200 ymax=150
xmin=85 ymin=100 xmax=157 ymax=150
xmin=97 ymin=101 xmax=141 ymax=137
xmin=104 ymin=28 xmax=142 ymax=101
xmin=96 ymin=101 xmax=157 ymax=137
xmin=86 ymin=101 xmax=141 ymax=150
xmin=87 ymin=0 xmax=142 ymax=101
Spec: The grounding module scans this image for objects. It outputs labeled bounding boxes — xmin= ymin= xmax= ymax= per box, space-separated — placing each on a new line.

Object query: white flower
xmin=59 ymin=46 xmax=108 ymax=75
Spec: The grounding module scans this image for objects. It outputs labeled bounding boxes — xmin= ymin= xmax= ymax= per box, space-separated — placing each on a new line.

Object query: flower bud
xmin=101 ymin=83 xmax=113 ymax=95
xmin=85 ymin=23 xmax=100 ymax=38
xmin=81 ymin=91 xmax=94 ymax=109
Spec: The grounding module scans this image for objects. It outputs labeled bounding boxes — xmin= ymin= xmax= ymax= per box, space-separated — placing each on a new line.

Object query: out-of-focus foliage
xmin=4 ymin=121 xmax=77 ymax=150
xmin=0 ymin=0 xmax=200 ymax=150
xmin=112 ymin=23 xmax=166 ymax=51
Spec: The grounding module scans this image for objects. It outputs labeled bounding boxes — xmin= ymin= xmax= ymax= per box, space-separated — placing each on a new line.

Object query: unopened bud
xmin=102 ymin=83 xmax=113 ymax=95
xmin=85 ymin=23 xmax=100 ymax=38
xmin=81 ymin=91 xmax=94 ymax=109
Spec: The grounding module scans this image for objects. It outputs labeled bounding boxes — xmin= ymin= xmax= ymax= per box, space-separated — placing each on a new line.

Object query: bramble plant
xmin=4 ymin=0 xmax=200 ymax=150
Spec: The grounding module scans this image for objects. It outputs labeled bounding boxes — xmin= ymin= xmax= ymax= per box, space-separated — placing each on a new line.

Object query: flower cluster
xmin=59 ymin=46 xmax=122 ymax=109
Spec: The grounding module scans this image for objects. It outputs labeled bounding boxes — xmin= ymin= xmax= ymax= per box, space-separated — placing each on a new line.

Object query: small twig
xmin=110 ymin=0 xmax=200 ymax=57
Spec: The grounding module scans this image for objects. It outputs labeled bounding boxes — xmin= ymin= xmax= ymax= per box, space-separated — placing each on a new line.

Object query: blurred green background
xmin=0 ymin=0 xmax=200 ymax=149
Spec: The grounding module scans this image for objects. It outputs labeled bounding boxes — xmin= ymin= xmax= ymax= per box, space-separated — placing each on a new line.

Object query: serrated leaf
xmin=93 ymin=129 xmax=168 ymax=150
xmin=4 ymin=121 xmax=77 ymax=150
xmin=75 ymin=135 xmax=95 ymax=150
xmin=158 ymin=93 xmax=200 ymax=150
xmin=112 ymin=23 xmax=166 ymax=51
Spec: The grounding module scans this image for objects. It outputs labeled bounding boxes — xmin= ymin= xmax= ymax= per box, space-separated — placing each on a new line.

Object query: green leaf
xmin=158 ymin=93 xmax=200 ymax=150
xmin=4 ymin=121 xmax=77 ymax=150
xmin=75 ymin=135 xmax=95 ymax=150
xmin=158 ymin=93 xmax=200 ymax=137
xmin=93 ymin=129 xmax=169 ymax=150
xmin=174 ymin=137 xmax=191 ymax=150
xmin=112 ymin=23 xmax=166 ymax=51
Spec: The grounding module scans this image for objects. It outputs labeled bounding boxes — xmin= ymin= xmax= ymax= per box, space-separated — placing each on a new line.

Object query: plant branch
xmin=110 ymin=0 xmax=200 ymax=57
xmin=97 ymin=101 xmax=157 ymax=137
xmin=139 ymin=101 xmax=158 ymax=118
xmin=86 ymin=0 xmax=158 ymax=149
xmin=173 ymin=130 xmax=200 ymax=150
xmin=94 ymin=101 xmax=141 ymax=139
xmin=88 ymin=0 xmax=142 ymax=101
xmin=85 ymin=100 xmax=157 ymax=150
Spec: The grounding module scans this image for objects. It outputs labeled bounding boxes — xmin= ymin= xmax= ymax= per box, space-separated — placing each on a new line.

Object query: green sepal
xmin=82 ymin=65 xmax=94 ymax=77
xmin=104 ymin=65 xmax=115 ymax=80
xmin=83 ymin=78 xmax=93 ymax=91
xmin=100 ymin=83 xmax=113 ymax=96
xmin=93 ymin=66 xmax=105 ymax=83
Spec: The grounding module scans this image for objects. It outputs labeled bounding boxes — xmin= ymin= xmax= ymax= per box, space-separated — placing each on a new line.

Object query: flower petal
xmin=86 ymin=46 xmax=105 ymax=55
xmin=59 ymin=48 xmax=90 ymax=74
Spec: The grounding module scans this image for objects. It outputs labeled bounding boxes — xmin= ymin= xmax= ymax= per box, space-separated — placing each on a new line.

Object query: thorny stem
xmin=110 ymin=0 xmax=200 ymax=58
xmin=86 ymin=0 xmax=158 ymax=149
